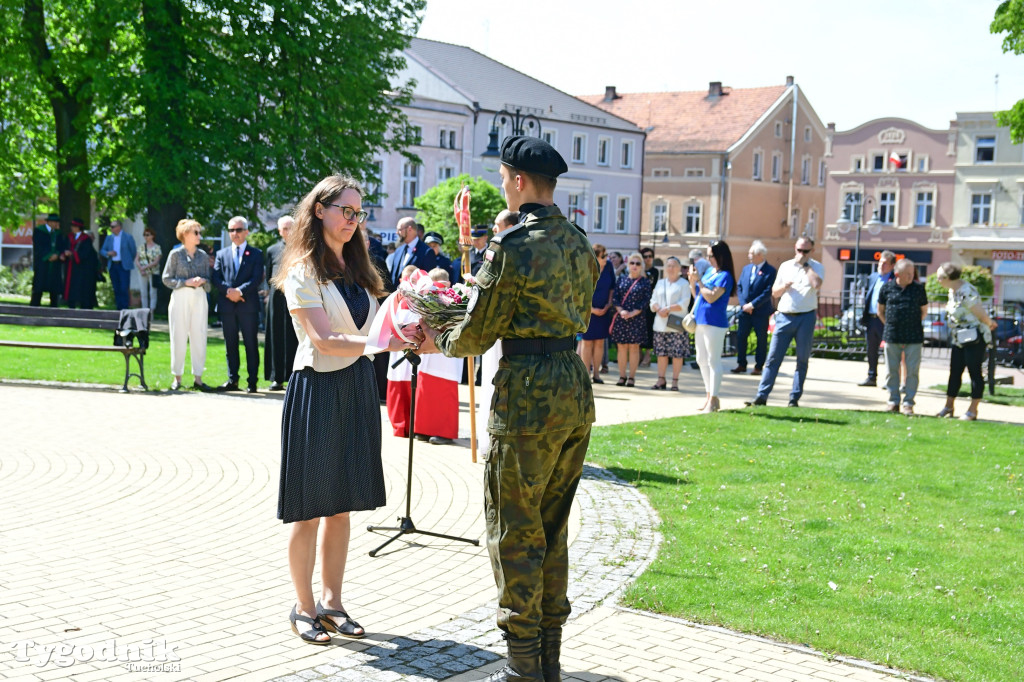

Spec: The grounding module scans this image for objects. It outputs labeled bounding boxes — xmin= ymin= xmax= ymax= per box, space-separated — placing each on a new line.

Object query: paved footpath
xmin=0 ymin=355 xmax=1020 ymax=682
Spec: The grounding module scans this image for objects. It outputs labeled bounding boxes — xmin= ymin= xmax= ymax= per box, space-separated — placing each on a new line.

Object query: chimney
xmin=708 ymin=81 xmax=723 ymax=97
xmin=786 ymin=75 xmax=794 ymax=86
xmin=827 ymin=122 xmax=836 ymax=132
xmin=603 ymin=86 xmax=620 ymax=102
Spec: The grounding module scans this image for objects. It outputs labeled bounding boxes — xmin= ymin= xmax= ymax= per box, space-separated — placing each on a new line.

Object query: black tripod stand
xmin=367 ymin=350 xmax=479 ymax=557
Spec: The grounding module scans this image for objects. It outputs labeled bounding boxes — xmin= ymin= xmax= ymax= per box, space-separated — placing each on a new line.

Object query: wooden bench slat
xmin=0 ymin=315 xmax=120 ymax=330
xmin=0 ymin=304 xmax=122 ymax=322
xmin=0 ymin=340 xmax=138 ymax=352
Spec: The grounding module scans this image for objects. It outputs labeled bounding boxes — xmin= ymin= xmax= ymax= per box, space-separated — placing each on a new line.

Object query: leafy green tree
xmin=992 ymin=0 xmax=1024 ymax=142
xmin=925 ymin=265 xmax=995 ymax=301
xmin=413 ymin=174 xmax=506 ymax=259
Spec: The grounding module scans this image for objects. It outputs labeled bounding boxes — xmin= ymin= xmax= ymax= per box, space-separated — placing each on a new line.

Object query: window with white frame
xmin=685 ymin=168 xmax=705 ymax=177
xmin=851 ymin=155 xmax=865 ymax=172
xmin=652 ymin=168 xmax=671 ymax=177
xmin=597 ymin=136 xmax=611 ymax=166
xmin=752 ymin=150 xmax=763 ymax=180
xmin=438 ymin=128 xmax=457 ymax=149
xmin=616 ymin=196 xmax=630 ymax=232
xmin=801 ymin=156 xmax=811 ymax=185
xmin=975 ymin=136 xmax=996 ymax=163
xmin=774 ymin=121 xmax=783 ymax=138
xmin=894 ymin=153 xmax=909 ymax=171
xmin=878 ymin=191 xmax=896 ymax=224
xmin=843 ymin=191 xmax=863 ymax=222
xmin=621 ymin=140 xmax=634 ymax=168
xmin=971 ymin=193 xmax=992 ymax=224
xmin=568 ymin=192 xmax=584 ymax=227
xmin=401 ymin=163 xmax=420 ymax=206
xmin=790 ymin=209 xmax=800 ymax=238
xmin=652 ymin=203 xmax=668 ymax=233
xmin=542 ymin=130 xmax=557 ymax=147
xmin=804 ymin=126 xmax=812 ymax=142
xmin=806 ymin=208 xmax=817 ymax=237
xmin=915 ymin=191 xmax=934 ymax=225
xmin=771 ymin=152 xmax=782 ymax=182
xmin=593 ymin=194 xmax=608 ymax=232
xmin=916 ymin=155 xmax=929 ymax=172
xmin=818 ymin=159 xmax=826 ymax=186
xmin=410 ymin=126 xmax=423 ymax=145
xmin=366 ymin=160 xmax=383 ymax=205
xmin=571 ymin=133 xmax=586 ymax=163
xmin=685 ymin=203 xmax=701 ymax=234
xmin=437 ymin=165 xmax=454 ymax=183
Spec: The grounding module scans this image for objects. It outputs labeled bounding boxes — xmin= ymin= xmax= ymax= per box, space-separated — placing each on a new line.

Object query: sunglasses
xmin=628 ymin=261 xmax=643 ymax=265
xmin=324 ymin=203 xmax=369 ymax=224
xmin=797 ymin=248 xmax=812 ymax=254
xmin=227 ymin=227 xmax=246 ymax=234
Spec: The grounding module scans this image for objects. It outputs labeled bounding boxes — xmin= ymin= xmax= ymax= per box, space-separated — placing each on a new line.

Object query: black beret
xmin=500 ymin=135 xmax=568 ymax=179
xmin=471 ymin=226 xmax=489 ymax=238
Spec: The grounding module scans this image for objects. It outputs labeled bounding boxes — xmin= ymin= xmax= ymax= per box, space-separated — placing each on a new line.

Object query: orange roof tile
xmin=579 ymin=86 xmax=789 ymax=153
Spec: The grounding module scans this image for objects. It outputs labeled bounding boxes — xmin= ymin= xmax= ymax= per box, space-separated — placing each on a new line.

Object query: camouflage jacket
xmin=437 ymin=204 xmax=599 ymax=435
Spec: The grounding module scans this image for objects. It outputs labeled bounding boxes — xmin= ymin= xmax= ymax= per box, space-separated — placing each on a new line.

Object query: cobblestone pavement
xmin=2 ymin=356 xmax=1018 ymax=681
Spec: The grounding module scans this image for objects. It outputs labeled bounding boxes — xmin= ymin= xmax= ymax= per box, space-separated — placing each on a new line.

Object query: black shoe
xmin=730 ymin=366 xmax=747 ymax=374
xmin=191 ymin=382 xmax=209 ymax=392
xmin=414 ymin=433 xmax=430 ymax=442
xmin=744 ymin=396 xmax=767 ymax=407
xmin=217 ymin=381 xmax=240 ymax=392
xmin=428 ymin=436 xmax=455 ymax=445
xmin=246 ymin=385 xmax=258 ymax=394
xmin=486 ymin=635 xmax=543 ymax=682
xmin=788 ymin=399 xmax=800 ymax=407
xmin=858 ymin=378 xmax=876 ymax=387
xmin=268 ymin=381 xmax=285 ymax=391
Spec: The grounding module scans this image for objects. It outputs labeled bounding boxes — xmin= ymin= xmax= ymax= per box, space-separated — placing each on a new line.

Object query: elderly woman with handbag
xmin=935 ymin=263 xmax=997 ymax=421
xmin=648 ymin=257 xmax=691 ymax=390
xmin=609 ymin=252 xmax=652 ymax=387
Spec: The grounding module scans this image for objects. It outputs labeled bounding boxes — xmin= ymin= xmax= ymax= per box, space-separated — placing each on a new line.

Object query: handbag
xmin=666 ymin=312 xmax=687 ymax=332
xmin=955 ymin=326 xmax=979 ymax=345
xmin=681 ymin=312 xmax=697 ymax=334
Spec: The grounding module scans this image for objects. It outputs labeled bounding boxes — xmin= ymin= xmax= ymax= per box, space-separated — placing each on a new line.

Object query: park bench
xmin=0 ymin=304 xmax=150 ymax=392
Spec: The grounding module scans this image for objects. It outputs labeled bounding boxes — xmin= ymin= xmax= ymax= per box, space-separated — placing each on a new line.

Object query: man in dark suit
xmin=31 ymin=213 xmax=67 ymax=307
xmin=213 ymin=216 xmax=264 ymax=393
xmin=858 ymin=250 xmax=896 ymax=387
xmin=389 ymin=216 xmax=436 ymax=287
xmin=732 ymin=240 xmax=778 ymax=375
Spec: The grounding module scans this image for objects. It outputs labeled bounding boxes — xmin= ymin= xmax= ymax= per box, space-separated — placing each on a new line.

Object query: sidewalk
xmin=0 ymin=356 xmax=1019 ymax=681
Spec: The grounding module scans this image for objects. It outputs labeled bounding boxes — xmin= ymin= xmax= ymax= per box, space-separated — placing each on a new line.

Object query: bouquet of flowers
xmin=400 ymin=270 xmax=477 ymax=331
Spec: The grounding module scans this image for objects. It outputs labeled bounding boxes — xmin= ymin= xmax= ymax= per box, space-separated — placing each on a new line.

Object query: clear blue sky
xmin=418 ymin=0 xmax=1022 ymax=131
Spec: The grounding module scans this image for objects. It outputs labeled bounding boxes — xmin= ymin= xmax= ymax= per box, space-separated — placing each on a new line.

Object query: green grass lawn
xmin=588 ymin=409 xmax=1023 ymax=682
xmin=0 ymin=325 xmax=260 ymax=390
xmin=930 ymin=384 xmax=1024 ymax=408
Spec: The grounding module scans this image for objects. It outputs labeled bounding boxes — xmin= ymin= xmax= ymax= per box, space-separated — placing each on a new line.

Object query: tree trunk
xmin=147 ymin=202 xmax=186 ymax=316
xmin=51 ymin=96 xmax=91 ymax=234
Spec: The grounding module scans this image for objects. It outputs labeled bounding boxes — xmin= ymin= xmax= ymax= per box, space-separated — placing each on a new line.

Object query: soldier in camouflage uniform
xmin=421 ymin=136 xmax=599 ymax=682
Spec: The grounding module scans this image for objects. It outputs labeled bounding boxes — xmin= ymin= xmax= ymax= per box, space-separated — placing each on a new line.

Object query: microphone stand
xmin=367 ymin=349 xmax=480 ymax=557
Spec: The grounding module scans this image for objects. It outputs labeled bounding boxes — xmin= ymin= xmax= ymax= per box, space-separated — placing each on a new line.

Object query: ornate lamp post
xmin=480 ymin=109 xmax=542 ymax=158
xmin=836 ymin=194 xmax=883 ymax=324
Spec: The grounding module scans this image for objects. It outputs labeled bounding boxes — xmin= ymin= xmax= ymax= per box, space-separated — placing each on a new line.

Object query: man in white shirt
xmin=100 ymin=219 xmax=137 ymax=309
xmin=389 ymin=216 xmax=436 ymax=288
xmin=747 ymin=236 xmax=824 ymax=408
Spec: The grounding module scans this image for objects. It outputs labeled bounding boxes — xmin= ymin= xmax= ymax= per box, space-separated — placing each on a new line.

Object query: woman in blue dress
xmin=688 ymin=240 xmax=736 ymax=412
xmin=580 ymin=244 xmax=615 ymax=383
xmin=610 ymin=252 xmax=652 ymax=386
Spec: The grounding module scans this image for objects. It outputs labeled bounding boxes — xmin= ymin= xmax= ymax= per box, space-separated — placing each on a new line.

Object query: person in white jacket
xmin=648 ymin=257 xmax=691 ymax=391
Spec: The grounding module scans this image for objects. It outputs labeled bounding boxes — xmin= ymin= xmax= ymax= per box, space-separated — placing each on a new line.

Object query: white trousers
xmin=168 ymin=286 xmax=208 ymax=378
xmin=695 ymin=324 xmax=727 ymax=396
xmin=138 ymin=272 xmax=159 ymax=311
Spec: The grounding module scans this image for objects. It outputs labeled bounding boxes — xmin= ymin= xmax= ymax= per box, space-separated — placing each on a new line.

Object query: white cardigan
xmin=649 ymin=277 xmax=691 ymax=333
xmin=284 ymin=263 xmax=380 ymax=372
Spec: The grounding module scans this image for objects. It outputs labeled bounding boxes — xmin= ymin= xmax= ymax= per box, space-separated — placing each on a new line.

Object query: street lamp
xmin=835 ymin=194 xmax=883 ymax=325
xmin=481 ymin=108 xmax=542 ymax=158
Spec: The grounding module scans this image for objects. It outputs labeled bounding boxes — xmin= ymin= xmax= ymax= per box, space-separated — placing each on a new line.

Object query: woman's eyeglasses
xmin=324 ymin=203 xmax=368 ymax=224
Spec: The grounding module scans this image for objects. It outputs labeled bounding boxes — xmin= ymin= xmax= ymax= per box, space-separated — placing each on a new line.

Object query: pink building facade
xmin=823 ymin=118 xmax=956 ymax=303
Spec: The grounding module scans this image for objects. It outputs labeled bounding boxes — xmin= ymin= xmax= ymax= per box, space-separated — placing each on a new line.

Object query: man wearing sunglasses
xmin=747 ymin=236 xmax=823 ymax=408
xmin=389 ymin=216 xmax=437 ymax=288
xmin=213 ymin=216 xmax=264 ymax=393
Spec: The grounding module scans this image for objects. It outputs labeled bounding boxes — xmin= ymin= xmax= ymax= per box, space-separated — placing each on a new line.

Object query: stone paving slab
xmin=2 ymin=356 xmax=1018 ymax=681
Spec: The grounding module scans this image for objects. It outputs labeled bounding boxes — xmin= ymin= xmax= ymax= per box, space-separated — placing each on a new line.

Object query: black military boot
xmin=484 ymin=635 xmax=543 ymax=682
xmin=540 ymin=627 xmax=562 ymax=682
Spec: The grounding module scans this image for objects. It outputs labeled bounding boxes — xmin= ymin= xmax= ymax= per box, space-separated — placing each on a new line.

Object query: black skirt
xmin=278 ymin=358 xmax=386 ymax=523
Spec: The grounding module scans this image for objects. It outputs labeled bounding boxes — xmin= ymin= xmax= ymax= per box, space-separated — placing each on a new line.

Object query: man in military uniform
xmin=420 ymin=136 xmax=599 ymax=682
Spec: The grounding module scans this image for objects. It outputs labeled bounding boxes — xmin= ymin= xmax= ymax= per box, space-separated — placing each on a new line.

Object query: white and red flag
xmin=364 ymin=269 xmax=434 ymax=354
xmin=889 ymin=150 xmax=903 ymax=169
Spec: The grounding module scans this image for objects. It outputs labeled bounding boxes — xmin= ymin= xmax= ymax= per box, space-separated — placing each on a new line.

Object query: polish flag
xmin=889 ymin=150 xmax=903 ymax=169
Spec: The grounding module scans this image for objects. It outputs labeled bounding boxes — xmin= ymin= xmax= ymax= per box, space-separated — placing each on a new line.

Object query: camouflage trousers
xmin=484 ymin=422 xmax=592 ymax=639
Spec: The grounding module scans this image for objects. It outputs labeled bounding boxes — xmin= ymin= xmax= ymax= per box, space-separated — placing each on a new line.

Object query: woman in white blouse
xmin=271 ymin=175 xmax=415 ymax=645
xmin=649 ymin=257 xmax=691 ymax=390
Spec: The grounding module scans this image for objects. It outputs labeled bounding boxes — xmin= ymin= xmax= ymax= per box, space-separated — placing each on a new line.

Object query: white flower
xmin=828 ymin=581 xmax=838 ymax=591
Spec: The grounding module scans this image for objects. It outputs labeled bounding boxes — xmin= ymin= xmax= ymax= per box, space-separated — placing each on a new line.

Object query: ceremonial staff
xmin=454 ymin=184 xmax=478 ymax=463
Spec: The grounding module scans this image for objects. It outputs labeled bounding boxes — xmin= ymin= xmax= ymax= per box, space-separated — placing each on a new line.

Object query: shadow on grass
xmin=740 ymin=410 xmax=849 ymax=426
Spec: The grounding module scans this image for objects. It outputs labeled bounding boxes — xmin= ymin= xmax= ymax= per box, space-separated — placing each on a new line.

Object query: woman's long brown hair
xmin=272 ymin=174 xmax=385 ymax=298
